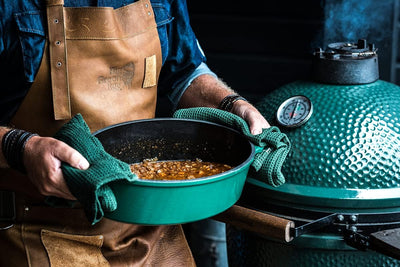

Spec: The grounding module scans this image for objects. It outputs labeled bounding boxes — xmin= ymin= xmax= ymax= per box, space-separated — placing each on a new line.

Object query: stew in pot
xmin=130 ymin=158 xmax=232 ymax=180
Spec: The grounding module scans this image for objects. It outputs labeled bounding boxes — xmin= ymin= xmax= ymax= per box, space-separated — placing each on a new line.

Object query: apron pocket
xmin=40 ymin=229 xmax=110 ymax=267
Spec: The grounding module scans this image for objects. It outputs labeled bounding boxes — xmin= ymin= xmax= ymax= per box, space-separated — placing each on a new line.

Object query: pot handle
xmin=212 ymin=204 xmax=295 ymax=242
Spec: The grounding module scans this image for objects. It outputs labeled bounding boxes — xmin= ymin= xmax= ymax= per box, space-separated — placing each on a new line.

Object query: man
xmin=0 ymin=0 xmax=269 ymax=265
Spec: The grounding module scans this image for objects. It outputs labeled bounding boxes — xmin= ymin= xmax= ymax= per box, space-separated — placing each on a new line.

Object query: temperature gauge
xmin=276 ymin=95 xmax=313 ymax=128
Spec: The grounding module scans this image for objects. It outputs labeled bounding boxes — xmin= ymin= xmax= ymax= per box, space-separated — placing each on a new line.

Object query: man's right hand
xmin=23 ymin=136 xmax=90 ymax=200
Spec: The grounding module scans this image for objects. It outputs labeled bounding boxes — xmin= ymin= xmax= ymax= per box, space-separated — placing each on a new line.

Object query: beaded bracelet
xmin=218 ymin=94 xmax=248 ymax=112
xmin=2 ymin=129 xmax=38 ymax=173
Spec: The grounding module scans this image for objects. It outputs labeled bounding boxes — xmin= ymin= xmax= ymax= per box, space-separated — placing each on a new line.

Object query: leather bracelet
xmin=218 ymin=94 xmax=248 ymax=112
xmin=2 ymin=129 xmax=38 ymax=173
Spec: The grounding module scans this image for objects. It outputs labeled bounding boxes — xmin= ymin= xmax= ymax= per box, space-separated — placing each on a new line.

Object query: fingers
xmin=23 ymin=136 xmax=81 ymax=200
xmin=249 ymin=111 xmax=270 ymax=135
xmin=231 ymin=100 xmax=270 ymax=135
xmin=34 ymin=161 xmax=76 ymax=200
xmin=53 ymin=141 xmax=90 ymax=170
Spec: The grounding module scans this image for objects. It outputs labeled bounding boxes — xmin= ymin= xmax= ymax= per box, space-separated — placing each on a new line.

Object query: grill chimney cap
xmin=312 ymin=39 xmax=379 ymax=85
xmin=326 ymin=39 xmax=377 ymax=55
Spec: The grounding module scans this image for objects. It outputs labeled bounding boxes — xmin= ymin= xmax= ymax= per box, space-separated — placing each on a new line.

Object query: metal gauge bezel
xmin=276 ymin=95 xmax=313 ymax=128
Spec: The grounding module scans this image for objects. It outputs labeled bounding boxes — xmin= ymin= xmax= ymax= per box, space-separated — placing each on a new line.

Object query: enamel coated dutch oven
xmin=93 ymin=118 xmax=258 ymax=225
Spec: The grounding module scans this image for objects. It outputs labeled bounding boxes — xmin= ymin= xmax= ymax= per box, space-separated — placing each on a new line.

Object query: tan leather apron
xmin=12 ymin=0 xmax=160 ymax=135
xmin=0 ymin=0 xmax=195 ymax=266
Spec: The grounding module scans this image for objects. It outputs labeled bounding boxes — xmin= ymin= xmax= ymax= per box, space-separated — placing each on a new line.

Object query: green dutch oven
xmin=93 ymin=118 xmax=257 ymax=225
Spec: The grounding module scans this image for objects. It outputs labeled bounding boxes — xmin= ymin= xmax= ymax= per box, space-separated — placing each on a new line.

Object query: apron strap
xmin=46 ymin=0 xmax=71 ymax=120
xmin=46 ymin=0 xmax=65 ymax=6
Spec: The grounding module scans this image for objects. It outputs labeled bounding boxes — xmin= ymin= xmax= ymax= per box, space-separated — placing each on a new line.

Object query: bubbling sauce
xmin=130 ymin=158 xmax=232 ymax=180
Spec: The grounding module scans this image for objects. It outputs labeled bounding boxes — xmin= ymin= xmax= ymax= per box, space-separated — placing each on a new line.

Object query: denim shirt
xmin=0 ymin=0 xmax=211 ymax=124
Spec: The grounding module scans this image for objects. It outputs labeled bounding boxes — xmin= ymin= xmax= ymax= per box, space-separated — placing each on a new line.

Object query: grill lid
xmin=250 ymin=41 xmax=400 ymax=211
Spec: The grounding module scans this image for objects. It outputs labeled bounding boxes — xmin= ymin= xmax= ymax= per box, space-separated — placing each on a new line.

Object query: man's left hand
xmin=178 ymin=74 xmax=270 ymax=135
xmin=231 ymin=99 xmax=270 ymax=135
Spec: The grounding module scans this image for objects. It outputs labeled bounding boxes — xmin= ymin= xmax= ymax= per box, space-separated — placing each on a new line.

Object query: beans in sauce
xmin=130 ymin=158 xmax=232 ymax=180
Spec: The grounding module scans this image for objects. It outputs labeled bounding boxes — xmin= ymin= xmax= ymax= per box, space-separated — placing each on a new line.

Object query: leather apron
xmin=0 ymin=0 xmax=195 ymax=266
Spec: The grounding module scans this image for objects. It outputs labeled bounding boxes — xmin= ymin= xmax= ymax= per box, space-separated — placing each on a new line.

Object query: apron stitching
xmin=63 ymin=0 xmax=148 ymax=13
xmin=66 ymin=25 xmax=157 ymax=41
xmin=21 ymin=223 xmax=34 ymax=267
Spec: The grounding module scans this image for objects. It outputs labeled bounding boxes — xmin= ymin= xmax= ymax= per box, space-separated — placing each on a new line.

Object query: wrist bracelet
xmin=2 ymin=129 xmax=38 ymax=173
xmin=218 ymin=94 xmax=248 ymax=112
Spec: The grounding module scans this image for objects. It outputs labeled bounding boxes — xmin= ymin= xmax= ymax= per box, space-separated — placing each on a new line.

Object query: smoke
xmin=324 ymin=0 xmax=393 ymax=44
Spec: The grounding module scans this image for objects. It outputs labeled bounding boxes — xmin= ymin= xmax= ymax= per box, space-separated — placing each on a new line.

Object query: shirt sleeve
xmin=157 ymin=0 xmax=208 ymax=106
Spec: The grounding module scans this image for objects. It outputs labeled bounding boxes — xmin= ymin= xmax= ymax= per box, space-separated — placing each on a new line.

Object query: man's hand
xmin=231 ymin=100 xmax=270 ymax=135
xmin=178 ymin=74 xmax=270 ymax=135
xmin=23 ymin=136 xmax=90 ymax=200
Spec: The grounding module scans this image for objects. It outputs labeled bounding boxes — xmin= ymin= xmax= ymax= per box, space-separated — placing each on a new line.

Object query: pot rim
xmin=93 ymin=117 xmax=256 ymax=187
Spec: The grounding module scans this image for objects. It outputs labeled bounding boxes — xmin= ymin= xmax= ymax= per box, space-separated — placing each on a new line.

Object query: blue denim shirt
xmin=0 ymin=0 xmax=214 ymax=124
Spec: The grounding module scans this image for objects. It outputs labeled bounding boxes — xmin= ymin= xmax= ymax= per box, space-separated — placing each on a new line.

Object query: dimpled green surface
xmin=256 ymin=80 xmax=400 ymax=190
xmin=227 ymin=226 xmax=400 ymax=267
xmin=230 ymin=80 xmax=400 ymax=265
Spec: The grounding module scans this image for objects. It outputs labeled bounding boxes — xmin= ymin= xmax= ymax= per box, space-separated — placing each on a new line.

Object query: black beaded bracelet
xmin=2 ymin=129 xmax=38 ymax=173
xmin=218 ymin=94 xmax=248 ymax=112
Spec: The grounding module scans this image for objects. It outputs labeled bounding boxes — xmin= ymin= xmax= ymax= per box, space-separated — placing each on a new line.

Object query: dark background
xmin=186 ymin=0 xmax=398 ymax=104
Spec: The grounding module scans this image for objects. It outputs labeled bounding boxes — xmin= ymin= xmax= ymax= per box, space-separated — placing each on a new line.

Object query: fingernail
xmin=252 ymin=129 xmax=262 ymax=135
xmin=79 ymin=159 xmax=90 ymax=170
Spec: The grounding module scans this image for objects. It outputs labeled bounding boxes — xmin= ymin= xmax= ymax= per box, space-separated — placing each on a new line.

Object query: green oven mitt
xmin=53 ymin=114 xmax=137 ymax=225
xmin=173 ymin=107 xmax=291 ymax=187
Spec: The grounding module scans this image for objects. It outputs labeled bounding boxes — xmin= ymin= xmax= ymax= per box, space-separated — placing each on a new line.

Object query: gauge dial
xmin=276 ymin=95 xmax=313 ymax=128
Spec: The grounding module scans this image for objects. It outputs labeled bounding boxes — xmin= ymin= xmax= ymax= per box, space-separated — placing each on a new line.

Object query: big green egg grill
xmin=227 ymin=40 xmax=400 ymax=266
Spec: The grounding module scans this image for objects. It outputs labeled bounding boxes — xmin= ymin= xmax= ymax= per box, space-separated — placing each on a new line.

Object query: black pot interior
xmin=94 ymin=119 xmax=252 ymax=167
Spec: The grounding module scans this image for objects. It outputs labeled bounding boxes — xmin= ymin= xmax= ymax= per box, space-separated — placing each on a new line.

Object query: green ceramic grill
xmin=227 ymin=40 xmax=400 ymax=266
